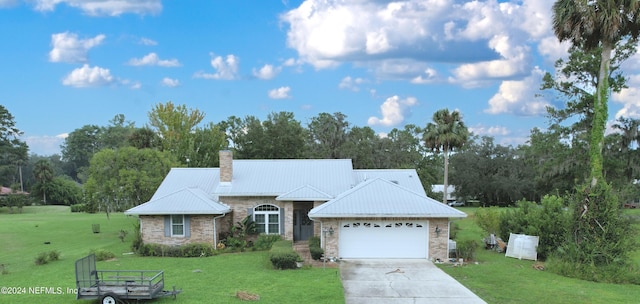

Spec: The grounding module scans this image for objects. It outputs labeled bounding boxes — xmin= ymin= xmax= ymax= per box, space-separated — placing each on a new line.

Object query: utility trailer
xmin=75 ymin=254 xmax=181 ymax=304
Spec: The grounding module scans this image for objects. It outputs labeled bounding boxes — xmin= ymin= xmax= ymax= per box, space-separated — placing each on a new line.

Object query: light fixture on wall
xmin=435 ymin=225 xmax=442 ymax=237
xmin=323 ymin=226 xmax=334 ymax=236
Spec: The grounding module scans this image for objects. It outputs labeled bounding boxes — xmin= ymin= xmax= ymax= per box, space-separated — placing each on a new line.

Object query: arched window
xmin=253 ymin=204 xmax=280 ymax=234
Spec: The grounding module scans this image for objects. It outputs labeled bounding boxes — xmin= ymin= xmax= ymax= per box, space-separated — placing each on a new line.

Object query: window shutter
xmin=279 ymin=207 xmax=285 ymax=235
xmin=247 ymin=208 xmax=253 ymax=220
xmin=164 ymin=216 xmax=171 ymax=237
xmin=184 ymin=215 xmax=191 ymax=238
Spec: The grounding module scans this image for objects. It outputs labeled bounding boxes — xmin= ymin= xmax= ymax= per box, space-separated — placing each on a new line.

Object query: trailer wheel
xmin=101 ymin=293 xmax=119 ymax=304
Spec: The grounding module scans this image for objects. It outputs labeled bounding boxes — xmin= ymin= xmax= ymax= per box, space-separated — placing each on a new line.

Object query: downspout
xmin=212 ymin=213 xmax=226 ymax=250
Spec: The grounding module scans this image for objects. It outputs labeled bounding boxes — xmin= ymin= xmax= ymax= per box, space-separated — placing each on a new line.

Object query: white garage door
xmin=339 ymin=220 xmax=429 ymax=259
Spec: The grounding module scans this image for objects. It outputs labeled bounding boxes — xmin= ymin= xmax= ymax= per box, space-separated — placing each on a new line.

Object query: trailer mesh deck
xmin=75 ymin=254 xmax=171 ymax=300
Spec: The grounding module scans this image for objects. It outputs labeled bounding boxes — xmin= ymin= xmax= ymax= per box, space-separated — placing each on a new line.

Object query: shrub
xmin=308 ymin=236 xmax=321 ymax=248
xmin=34 ymin=252 xmax=49 ymax=265
xmin=550 ymin=182 xmax=639 ymax=282
xmin=138 ymin=243 xmax=214 ymax=257
xmin=308 ymin=236 xmax=324 ymax=260
xmin=90 ymin=249 xmax=115 ymax=261
xmin=131 ymin=222 xmax=143 ymax=253
xmin=499 ymin=196 xmax=569 ymax=260
xmin=269 ymin=240 xmax=300 ymax=269
xmin=456 ymin=240 xmax=478 ymax=261
xmin=254 ymin=234 xmax=281 ymax=251
xmin=474 ymin=206 xmax=502 ymax=236
xmin=70 ymin=204 xmax=86 ymax=212
xmin=48 ymin=250 xmax=60 ymax=261
xmin=181 ymin=243 xmax=214 ymax=257
xmin=118 ymin=229 xmax=128 ymax=242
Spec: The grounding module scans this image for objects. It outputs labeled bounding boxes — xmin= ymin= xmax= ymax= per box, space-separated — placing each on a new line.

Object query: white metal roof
xmin=213 ymin=159 xmax=355 ymax=196
xmin=125 ymin=187 xmax=230 ymax=215
xmin=309 ymin=178 xmax=467 ymax=219
xmin=150 ymin=168 xmax=220 ymax=200
xmin=275 ymin=185 xmax=334 ymax=201
xmin=354 ymin=169 xmax=426 ymax=196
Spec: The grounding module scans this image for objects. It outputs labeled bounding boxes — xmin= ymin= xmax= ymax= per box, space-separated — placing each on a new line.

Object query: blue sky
xmin=3 ymin=0 xmax=640 ymax=156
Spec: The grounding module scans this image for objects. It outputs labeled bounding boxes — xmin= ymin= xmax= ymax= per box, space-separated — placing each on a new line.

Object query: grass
xmin=440 ymin=206 xmax=640 ymax=304
xmin=0 ymin=206 xmax=344 ymax=303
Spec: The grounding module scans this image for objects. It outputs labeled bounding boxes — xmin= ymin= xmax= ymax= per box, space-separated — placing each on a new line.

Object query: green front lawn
xmin=0 ymin=206 xmax=344 ymax=303
xmin=440 ymin=207 xmax=640 ymax=304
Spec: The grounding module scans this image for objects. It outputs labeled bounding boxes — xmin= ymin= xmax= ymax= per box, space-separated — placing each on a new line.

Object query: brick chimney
xmin=219 ymin=150 xmax=233 ymax=183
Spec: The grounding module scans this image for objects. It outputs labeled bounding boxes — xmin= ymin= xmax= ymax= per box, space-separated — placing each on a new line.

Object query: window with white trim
xmin=171 ymin=215 xmax=184 ymax=236
xmin=254 ymin=204 xmax=279 ymax=234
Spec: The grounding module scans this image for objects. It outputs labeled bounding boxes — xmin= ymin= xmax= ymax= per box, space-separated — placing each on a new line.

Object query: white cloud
xmin=411 ymin=68 xmax=438 ymax=84
xmin=268 ymin=86 xmax=292 ymax=99
xmin=62 ymin=64 xmax=115 ymax=87
xmin=194 ymin=53 xmax=240 ymax=80
xmin=537 ymin=35 xmax=570 ymax=64
xmin=469 ymin=124 xmax=510 ymax=137
xmin=282 ymin=0 xmax=557 ymax=85
xmin=33 ymin=0 xmax=162 ymax=16
xmin=139 ymin=37 xmax=158 ymax=46
xmin=161 ymin=77 xmax=180 ymax=87
xmin=128 ymin=53 xmax=181 ymax=67
xmin=450 ymin=34 xmax=531 ymax=86
xmin=368 ymin=95 xmax=418 ymax=127
xmin=253 ymin=64 xmax=281 ymax=80
xmin=49 ymin=32 xmax=105 ymax=63
xmin=338 ymin=76 xmax=367 ymax=91
xmin=485 ymin=67 xmax=550 ymax=116
xmin=613 ymin=74 xmax=640 ymax=119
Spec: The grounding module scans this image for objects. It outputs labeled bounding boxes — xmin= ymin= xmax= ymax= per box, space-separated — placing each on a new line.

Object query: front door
xmin=293 ymin=208 xmax=313 ymax=241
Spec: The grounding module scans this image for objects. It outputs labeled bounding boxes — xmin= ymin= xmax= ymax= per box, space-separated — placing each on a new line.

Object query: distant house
xmin=0 ymin=186 xmax=29 ymax=196
xmin=431 ymin=184 xmax=457 ymax=203
xmin=125 ymin=151 xmax=466 ymax=261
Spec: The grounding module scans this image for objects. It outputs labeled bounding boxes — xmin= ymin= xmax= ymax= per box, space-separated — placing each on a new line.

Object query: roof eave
xmin=125 ymin=209 xmax=231 ymax=216
xmin=309 ymin=213 xmax=467 ymax=219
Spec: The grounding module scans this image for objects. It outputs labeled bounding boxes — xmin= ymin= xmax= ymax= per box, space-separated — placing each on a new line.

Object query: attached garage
xmin=339 ymin=220 xmax=429 ymax=259
xmin=308 ymin=178 xmax=467 ymax=261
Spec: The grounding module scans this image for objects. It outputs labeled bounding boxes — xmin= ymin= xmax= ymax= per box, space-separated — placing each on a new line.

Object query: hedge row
xmin=138 ymin=243 xmax=215 ymax=257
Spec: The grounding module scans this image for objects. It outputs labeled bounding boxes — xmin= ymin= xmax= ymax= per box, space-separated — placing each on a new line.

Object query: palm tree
xmin=34 ymin=159 xmax=54 ymax=204
xmin=552 ymin=0 xmax=640 ymax=186
xmin=423 ymin=109 xmax=469 ymax=204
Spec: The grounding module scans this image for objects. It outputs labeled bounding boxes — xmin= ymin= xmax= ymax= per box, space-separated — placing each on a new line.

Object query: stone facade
xmin=428 ymin=218 xmax=450 ymax=262
xmin=219 ymin=150 xmax=233 ymax=183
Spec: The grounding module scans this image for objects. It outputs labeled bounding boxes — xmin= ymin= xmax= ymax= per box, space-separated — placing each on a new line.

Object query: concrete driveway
xmin=340 ymin=259 xmax=486 ymax=304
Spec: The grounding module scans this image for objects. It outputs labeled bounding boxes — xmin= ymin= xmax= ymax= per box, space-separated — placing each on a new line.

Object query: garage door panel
xmin=339 ymin=221 xmax=428 ymax=259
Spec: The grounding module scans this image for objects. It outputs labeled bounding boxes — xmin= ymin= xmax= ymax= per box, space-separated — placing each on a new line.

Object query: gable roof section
xmin=309 ymin=178 xmax=466 ymax=219
xmin=354 ymin=169 xmax=425 ymax=196
xmin=213 ymin=159 xmax=355 ymax=197
xmin=125 ymin=187 xmax=230 ymax=215
xmin=275 ymin=185 xmax=334 ymax=201
xmin=150 ymin=168 xmax=220 ymax=200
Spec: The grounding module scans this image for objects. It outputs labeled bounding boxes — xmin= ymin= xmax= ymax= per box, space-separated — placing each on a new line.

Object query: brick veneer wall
xmin=219 ymin=197 xmax=295 ymax=241
xmin=140 ymin=215 xmax=218 ymax=246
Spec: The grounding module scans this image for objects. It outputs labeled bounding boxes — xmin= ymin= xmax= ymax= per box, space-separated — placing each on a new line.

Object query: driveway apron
xmin=340 ymin=259 xmax=486 ymax=304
